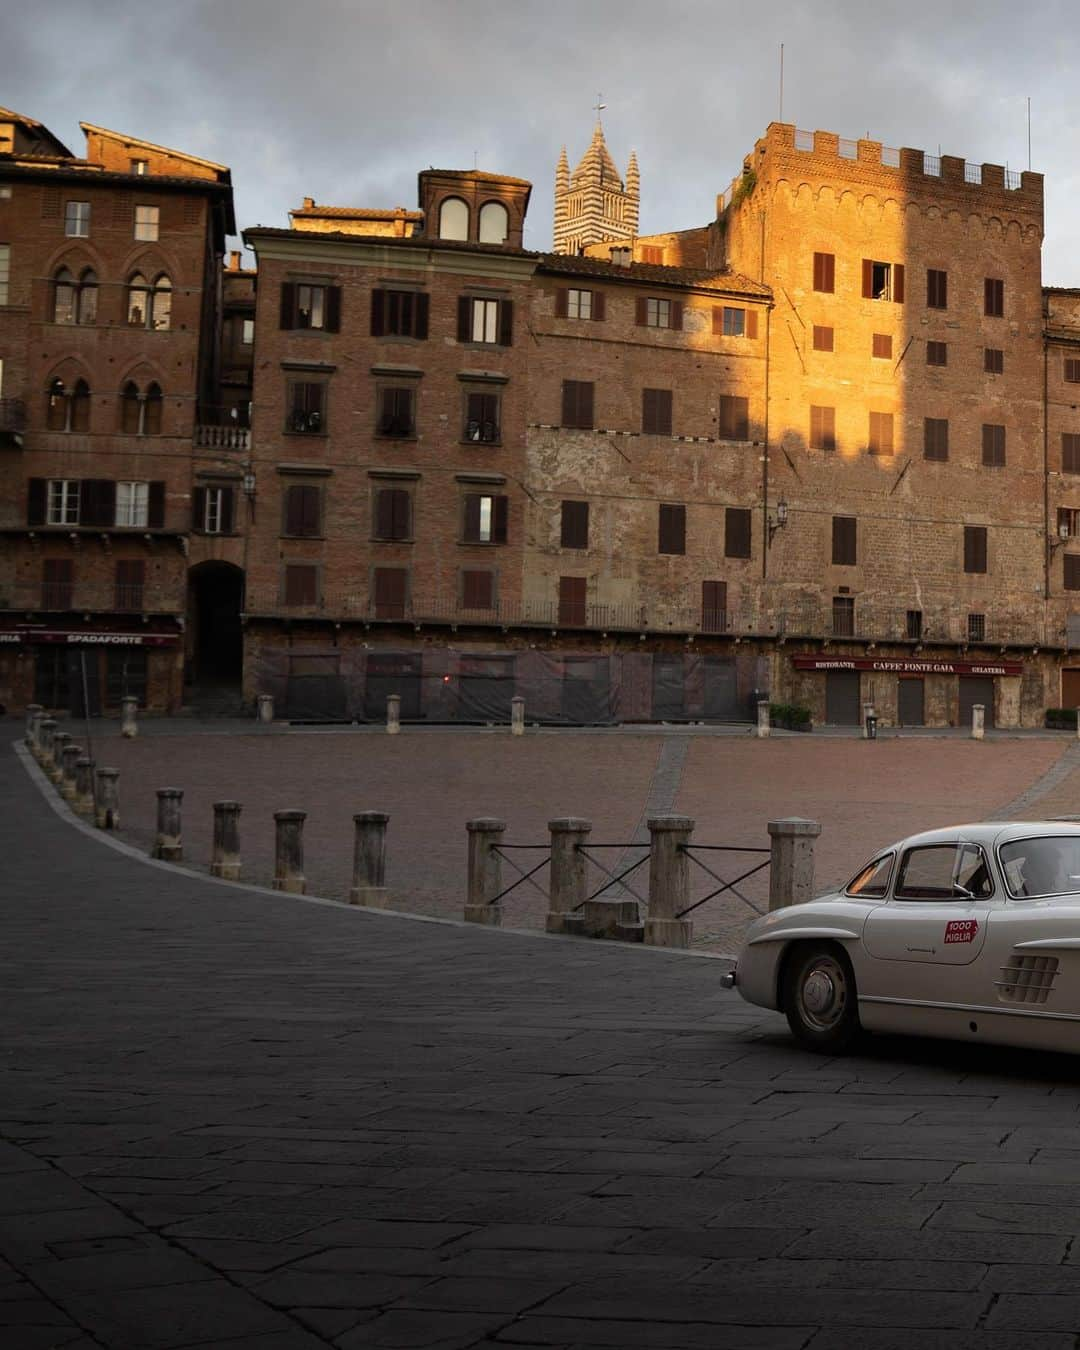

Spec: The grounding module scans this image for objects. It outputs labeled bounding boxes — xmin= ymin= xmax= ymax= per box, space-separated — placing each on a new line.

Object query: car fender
xmin=735 ymin=904 xmax=871 ymax=1011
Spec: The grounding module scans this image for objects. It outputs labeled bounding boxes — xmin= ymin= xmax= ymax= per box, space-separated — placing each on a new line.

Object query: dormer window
xmin=439 ymin=197 xmax=469 ymax=241
xmin=478 ymin=201 xmax=508 ymax=244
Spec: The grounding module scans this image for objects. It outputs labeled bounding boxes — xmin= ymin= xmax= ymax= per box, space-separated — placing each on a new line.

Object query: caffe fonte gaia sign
xmin=791 ymin=655 xmax=1023 ymax=677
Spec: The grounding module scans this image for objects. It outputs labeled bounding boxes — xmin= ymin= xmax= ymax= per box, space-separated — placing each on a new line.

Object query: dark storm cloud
xmin=5 ymin=0 xmax=1079 ymax=279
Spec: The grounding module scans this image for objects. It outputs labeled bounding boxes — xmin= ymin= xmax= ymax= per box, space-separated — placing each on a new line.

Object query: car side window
xmin=895 ymin=843 xmax=993 ymax=900
xmin=846 ymin=853 xmax=894 ymax=897
xmin=1000 ymin=837 xmax=1080 ymax=898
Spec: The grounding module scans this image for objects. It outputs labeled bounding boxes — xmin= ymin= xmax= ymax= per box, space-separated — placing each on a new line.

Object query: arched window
xmin=121 ymin=381 xmax=142 ymax=434
xmin=478 ymin=201 xmax=509 ymax=244
xmin=53 ymin=268 xmax=76 ymax=325
xmin=150 ymin=275 xmax=171 ymax=331
xmin=438 ymin=197 xmax=469 ymax=241
xmin=127 ymin=273 xmax=150 ymax=327
xmin=77 ymin=268 xmax=97 ymax=325
xmin=144 ymin=382 xmax=163 ymax=435
xmin=70 ymin=378 xmax=90 ymax=432
xmin=46 ymin=377 xmax=69 ymax=430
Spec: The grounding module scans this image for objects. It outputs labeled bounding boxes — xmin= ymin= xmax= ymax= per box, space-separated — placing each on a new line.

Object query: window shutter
xmin=892 ymin=263 xmax=905 ymax=304
xmin=457 ymin=295 xmax=471 ymax=342
xmin=555 ymin=288 xmax=568 ymax=318
xmin=147 ymin=481 xmax=165 ymax=528
xmin=82 ymin=479 xmax=116 ymax=527
xmin=592 ymin=290 xmax=605 ymax=321
xmin=558 ymin=575 xmax=587 ymax=625
xmin=580 ymin=381 xmax=594 ymax=429
xmin=463 ymin=494 xmax=481 ymax=542
xmin=392 ymin=488 xmax=410 ymax=539
xmin=284 ymin=484 xmax=303 ymax=536
xmin=965 ymin=526 xmax=987 ymax=574
xmin=324 ymin=285 xmax=341 ymax=332
xmin=279 ymin=282 xmax=295 ymax=329
xmin=635 ymin=297 xmax=647 ymax=326
xmin=462 ymin=569 xmax=493 ymax=609
xmin=302 ymin=485 xmax=321 ymax=536
xmin=27 ymin=478 xmax=46 ymax=526
xmin=670 ymin=300 xmax=683 ymax=331
xmin=702 ymin=580 xmax=727 ymax=630
xmin=561 ymin=500 xmax=589 ymax=549
xmin=746 ymin=310 xmax=758 ymax=339
xmin=561 ymin=382 xmax=575 ymax=427
xmin=375 ymin=489 xmax=394 ymax=539
xmin=832 ymin=516 xmax=856 ymax=566
xmin=370 ymin=288 xmax=385 ymax=337
xmin=493 ymin=495 xmax=508 ymax=544
xmin=285 ymin=564 xmax=317 ymax=607
xmin=192 ymin=486 xmax=207 ymax=531
xmin=659 ymin=504 xmax=686 ymax=555
xmin=712 ymin=306 xmax=723 ymax=336
xmin=725 ymin=508 xmax=751 ymax=559
xmin=1065 ymin=556 xmax=1080 ymax=591
xmin=498 ymin=299 xmax=514 ymax=347
xmin=415 ymin=292 xmax=429 ymax=340
xmin=861 ymin=259 xmax=873 ymax=299
xmin=642 ymin=388 xmax=656 ymax=432
xmin=657 ymin=389 xmax=672 ymax=435
xmin=374 ymin=567 xmax=406 ymax=616
xmin=220 ymin=486 xmax=234 ymax=534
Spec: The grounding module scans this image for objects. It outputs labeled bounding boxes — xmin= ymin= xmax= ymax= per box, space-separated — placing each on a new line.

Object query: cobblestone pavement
xmin=49 ymin=720 xmax=1069 ymax=952
xmin=7 ymin=731 xmax=1080 ymax=1348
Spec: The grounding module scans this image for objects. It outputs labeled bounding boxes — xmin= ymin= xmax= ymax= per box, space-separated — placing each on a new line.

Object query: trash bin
xmin=865 ymin=713 xmax=878 ymax=740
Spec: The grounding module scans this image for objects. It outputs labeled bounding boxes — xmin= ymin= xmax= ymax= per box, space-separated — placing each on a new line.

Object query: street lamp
xmin=768 ymin=498 xmax=789 ymax=545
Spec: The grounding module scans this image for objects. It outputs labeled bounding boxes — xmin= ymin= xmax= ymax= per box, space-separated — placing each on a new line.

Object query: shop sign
xmin=791 ymin=655 xmax=1023 ymax=677
xmin=0 ymin=633 xmax=21 ymax=645
xmin=23 ymin=630 xmax=179 ymax=648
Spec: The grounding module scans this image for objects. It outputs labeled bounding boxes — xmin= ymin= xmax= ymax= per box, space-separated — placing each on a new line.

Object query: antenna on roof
xmin=1027 ymin=96 xmax=1032 ymax=170
xmin=473 ymin=150 xmax=478 ymax=169
xmin=779 ymin=44 xmax=784 ymax=123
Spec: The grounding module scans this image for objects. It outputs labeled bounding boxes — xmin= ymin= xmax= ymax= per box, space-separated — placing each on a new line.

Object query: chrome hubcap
xmin=798 ymin=958 xmax=846 ymax=1030
xmin=803 ymin=970 xmax=835 ymax=1015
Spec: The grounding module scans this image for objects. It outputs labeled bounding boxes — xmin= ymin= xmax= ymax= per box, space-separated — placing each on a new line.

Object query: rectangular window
xmin=461 ymin=569 xmax=495 ymax=610
xmin=370 ymin=288 xmax=428 ymax=339
xmin=1058 ymin=508 xmax=1080 ymax=539
xmin=463 ymin=493 xmax=508 ymax=544
xmin=872 ymin=333 xmax=892 ymax=360
xmin=927 ymin=268 xmax=948 ymax=309
xmin=64 ymin=201 xmax=90 ymax=237
xmin=640 ymin=244 xmax=664 ymax=264
xmin=1065 ymin=556 xmax=1080 ymax=592
xmin=832 ymin=596 xmax=855 ymax=637
xmin=377 ymin=386 xmax=415 ymax=438
xmin=0 ymin=244 xmax=9 ymax=305
xmin=812 ymin=325 xmax=834 ymax=352
xmin=982 ymin=423 xmax=1006 ymax=467
xmin=985 ymin=277 xmax=1005 ymax=317
xmin=724 ymin=507 xmax=751 ymax=559
xmin=926 ymin=340 xmax=948 ymax=366
xmin=658 ymin=503 xmax=686 ymax=555
xmin=282 ymin=483 xmax=322 ymax=537
xmin=42 ymin=558 xmax=74 ymax=609
xmin=241 ymin=318 xmax=254 ymax=345
xmin=560 ymin=500 xmax=589 ymax=550
xmin=284 ymin=563 xmax=319 ymax=608
xmin=1064 ymin=434 xmax=1080 ymax=473
xmin=280 ymin=282 xmax=341 ymax=332
xmin=115 ymin=481 xmax=149 ymax=527
xmin=287 ymin=381 xmax=326 ymax=434
xmin=47 ymin=479 xmax=80 ymax=525
xmin=1065 ymin=359 xmax=1080 ymax=384
xmin=567 ymin=288 xmax=592 ymax=320
xmin=968 ymin=612 xmax=986 ymax=643
xmin=130 ymin=159 xmax=148 ymax=176
xmin=115 ymin=559 xmax=145 ymax=611
xmin=134 ymin=204 xmax=159 ymax=241
xmin=702 ymin=580 xmax=728 ymax=633
xmin=964 ymin=525 xmax=988 ymax=574
xmin=984 ymin=347 xmax=1004 ymax=375
xmin=373 ymin=566 xmax=407 ymax=620
xmin=722 ymin=306 xmax=745 ymax=337
xmin=642 ymin=387 xmax=673 ymax=435
xmin=645 ymin=297 xmax=671 ymax=328
xmin=471 ymin=298 xmax=498 ymax=343
xmin=924 ymin=418 xmax=949 ymax=461
xmin=558 ymin=576 xmax=587 ymax=626
xmin=810 ymin=405 xmax=836 ymax=452
xmin=373 ymin=486 xmax=411 ymax=541
xmin=832 ymin=516 xmax=857 ymax=566
xmin=862 ymin=259 xmax=904 ymax=302
xmin=906 ymin=609 xmax=923 ymax=640
xmin=457 ymin=295 xmax=513 ymax=346
xmin=718 ymin=395 xmax=749 ymax=441
xmin=813 ymin=252 xmax=835 ymax=293
xmin=561 ymin=379 xmax=594 ymax=430
xmin=464 ymin=391 xmax=499 ymax=443
xmin=868 ymin=411 xmax=894 ymax=455
xmin=196 ymin=484 xmax=233 ymax=534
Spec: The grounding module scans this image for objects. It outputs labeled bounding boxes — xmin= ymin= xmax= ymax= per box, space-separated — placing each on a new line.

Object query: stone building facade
xmin=554 ymin=125 xmax=639 ymax=257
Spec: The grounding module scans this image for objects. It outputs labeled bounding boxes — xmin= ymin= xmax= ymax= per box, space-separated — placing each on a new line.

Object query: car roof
xmin=883 ymin=822 xmax=1080 ymax=853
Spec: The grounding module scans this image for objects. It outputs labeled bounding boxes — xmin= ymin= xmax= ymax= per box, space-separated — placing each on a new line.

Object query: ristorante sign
xmin=791 ymin=655 xmax=1023 ymax=677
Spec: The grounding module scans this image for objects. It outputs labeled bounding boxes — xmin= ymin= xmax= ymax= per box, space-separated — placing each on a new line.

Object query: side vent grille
xmin=996 ymin=953 xmax=1059 ymax=1005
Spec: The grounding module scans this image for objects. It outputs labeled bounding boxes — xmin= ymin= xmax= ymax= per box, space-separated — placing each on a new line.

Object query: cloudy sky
xmin=6 ymin=0 xmax=1080 ymax=281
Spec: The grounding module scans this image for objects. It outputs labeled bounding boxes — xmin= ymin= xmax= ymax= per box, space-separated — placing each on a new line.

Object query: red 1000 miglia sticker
xmin=944 ymin=919 xmax=979 ymax=943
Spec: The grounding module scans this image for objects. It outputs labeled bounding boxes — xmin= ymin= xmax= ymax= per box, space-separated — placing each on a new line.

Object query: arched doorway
xmin=187 ymin=562 xmax=244 ymax=696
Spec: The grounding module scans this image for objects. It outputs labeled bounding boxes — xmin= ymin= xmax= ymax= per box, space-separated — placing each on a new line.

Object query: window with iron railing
xmin=832 ymin=595 xmax=855 ymax=637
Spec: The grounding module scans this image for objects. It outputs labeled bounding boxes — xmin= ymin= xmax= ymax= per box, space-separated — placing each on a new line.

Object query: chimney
xmin=302 ymin=196 xmax=314 ymax=210
xmin=394 ymin=206 xmax=408 ymax=237
xmin=228 ymin=250 xmax=241 ymax=271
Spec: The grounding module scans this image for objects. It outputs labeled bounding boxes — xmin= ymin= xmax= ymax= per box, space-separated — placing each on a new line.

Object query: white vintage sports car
xmin=722 ymin=822 xmax=1080 ymax=1054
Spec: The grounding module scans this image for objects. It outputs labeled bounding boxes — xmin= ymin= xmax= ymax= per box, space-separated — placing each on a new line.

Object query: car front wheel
xmin=783 ymin=943 xmax=860 ymax=1053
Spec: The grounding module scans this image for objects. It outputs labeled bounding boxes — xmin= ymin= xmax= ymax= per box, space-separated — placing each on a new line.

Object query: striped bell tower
xmin=553 ymin=112 xmax=639 ymax=255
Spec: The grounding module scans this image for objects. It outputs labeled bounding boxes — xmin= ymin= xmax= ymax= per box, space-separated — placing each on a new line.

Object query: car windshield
xmin=999 ymin=836 xmax=1080 ymax=898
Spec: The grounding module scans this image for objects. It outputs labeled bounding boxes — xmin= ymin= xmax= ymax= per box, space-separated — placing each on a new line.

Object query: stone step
xmin=616 ymin=922 xmax=645 ymax=943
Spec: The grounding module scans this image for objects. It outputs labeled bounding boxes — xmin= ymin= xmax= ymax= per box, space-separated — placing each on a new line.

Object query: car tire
xmin=782 ymin=942 xmax=861 ymax=1054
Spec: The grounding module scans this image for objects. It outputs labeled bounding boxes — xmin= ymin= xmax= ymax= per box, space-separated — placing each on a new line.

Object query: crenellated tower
xmin=552 ymin=122 xmax=639 ymax=255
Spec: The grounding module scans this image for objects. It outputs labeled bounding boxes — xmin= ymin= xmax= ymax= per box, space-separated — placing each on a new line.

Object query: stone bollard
xmin=971 ymin=703 xmax=985 ymax=740
xmin=511 ymin=696 xmax=525 ymax=737
xmin=28 ymin=707 xmax=45 ymax=758
xmin=95 ymin=768 xmax=120 ymax=829
xmin=257 ymin=694 xmax=274 ymax=724
xmin=756 ymin=699 xmax=771 ymax=739
xmin=121 ymin=695 xmax=138 ymax=739
xmin=60 ymin=743 xmax=81 ymax=802
xmin=546 ymin=817 xmax=590 ymax=935
xmin=464 ymin=817 xmax=505 ymax=925
xmin=38 ymin=718 xmax=57 ymax=768
xmin=74 ymin=757 xmax=95 ymax=817
xmin=274 ymin=810 xmax=307 ymax=894
xmin=211 ymin=801 xmax=242 ymax=880
xmin=644 ymin=815 xmax=695 ymax=948
xmin=153 ymin=788 xmax=184 ymax=861
xmin=49 ymin=732 xmax=72 ymax=784
xmin=24 ymin=703 xmax=43 ymax=750
xmin=386 ymin=693 xmax=401 ymax=735
xmin=768 ymin=817 xmax=823 ymax=910
xmin=350 ymin=811 xmax=389 ymax=906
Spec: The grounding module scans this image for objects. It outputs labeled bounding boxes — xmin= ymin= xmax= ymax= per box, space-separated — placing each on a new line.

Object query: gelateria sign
xmin=791 ymin=655 xmax=1023 ymax=677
